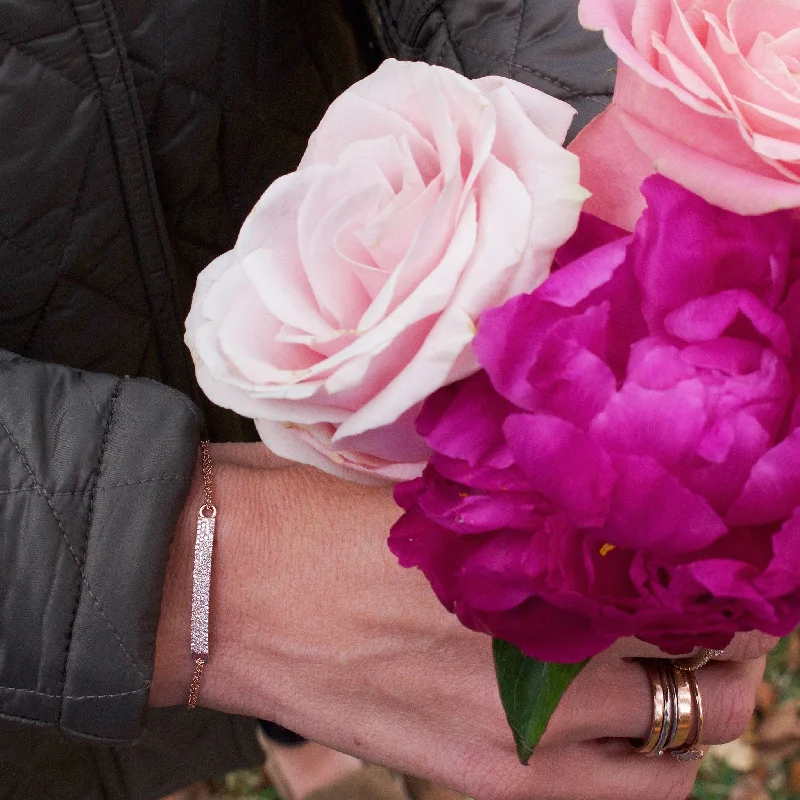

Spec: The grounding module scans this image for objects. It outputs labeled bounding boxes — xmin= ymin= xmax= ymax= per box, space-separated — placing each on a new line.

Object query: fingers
xmin=608 ymin=631 xmax=777 ymax=663
xmin=544 ymin=654 xmax=765 ymax=748
xmin=466 ymin=740 xmax=702 ymax=800
xmin=694 ymin=657 xmax=765 ymax=744
xmin=545 ymin=657 xmax=657 ymax=743
xmin=710 ymin=633 xmax=778 ymax=663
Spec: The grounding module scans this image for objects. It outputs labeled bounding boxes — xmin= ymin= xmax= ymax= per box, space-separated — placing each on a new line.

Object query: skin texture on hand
xmin=151 ymin=443 xmax=775 ymax=800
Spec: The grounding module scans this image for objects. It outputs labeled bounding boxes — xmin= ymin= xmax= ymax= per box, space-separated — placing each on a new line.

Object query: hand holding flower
xmin=151 ymin=443 xmax=774 ymax=800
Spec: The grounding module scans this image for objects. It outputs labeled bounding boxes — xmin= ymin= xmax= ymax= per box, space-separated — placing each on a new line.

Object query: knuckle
xmin=712 ymin=685 xmax=756 ymax=743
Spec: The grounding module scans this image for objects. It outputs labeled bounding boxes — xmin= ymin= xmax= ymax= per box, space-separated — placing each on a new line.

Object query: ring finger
xmin=544 ymin=655 xmax=764 ymax=747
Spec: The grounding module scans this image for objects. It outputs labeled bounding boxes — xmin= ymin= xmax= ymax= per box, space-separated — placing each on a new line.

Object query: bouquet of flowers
xmin=186 ymin=0 xmax=800 ymax=764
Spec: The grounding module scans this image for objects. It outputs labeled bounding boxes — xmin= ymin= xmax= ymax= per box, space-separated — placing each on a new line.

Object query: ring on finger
xmin=632 ymin=660 xmax=704 ymax=761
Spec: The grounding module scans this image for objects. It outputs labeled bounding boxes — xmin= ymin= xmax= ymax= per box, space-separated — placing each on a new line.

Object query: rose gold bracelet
xmin=187 ymin=440 xmax=216 ymax=709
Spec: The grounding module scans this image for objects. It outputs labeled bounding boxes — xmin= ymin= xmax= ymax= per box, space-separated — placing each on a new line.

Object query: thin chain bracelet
xmin=188 ymin=440 xmax=216 ymax=709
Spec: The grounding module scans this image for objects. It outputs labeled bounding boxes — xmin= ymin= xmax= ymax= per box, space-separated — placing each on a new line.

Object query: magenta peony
xmin=390 ymin=176 xmax=800 ymax=663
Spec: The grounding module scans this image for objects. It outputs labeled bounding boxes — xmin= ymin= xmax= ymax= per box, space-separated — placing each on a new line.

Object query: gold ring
xmin=671 ymin=669 xmax=705 ymax=762
xmin=669 ymin=667 xmax=694 ymax=751
xmin=633 ymin=660 xmax=670 ymax=756
xmin=633 ymin=660 xmax=705 ymax=760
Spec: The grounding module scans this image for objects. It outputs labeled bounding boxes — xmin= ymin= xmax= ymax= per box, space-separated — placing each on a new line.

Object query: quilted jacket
xmin=0 ymin=1 xmax=615 ymax=797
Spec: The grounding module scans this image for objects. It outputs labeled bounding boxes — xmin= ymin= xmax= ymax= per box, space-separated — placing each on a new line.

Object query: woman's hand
xmin=151 ymin=444 xmax=773 ymax=800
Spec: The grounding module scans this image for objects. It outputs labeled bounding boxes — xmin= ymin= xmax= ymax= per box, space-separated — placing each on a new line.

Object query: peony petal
xmin=602 ymin=453 xmax=729 ymax=552
xmin=664 ymin=290 xmax=791 ymax=355
xmin=389 ymin=497 xmax=480 ymax=608
xmin=632 ymin=176 xmax=794 ymax=328
xmin=419 ymin=487 xmax=547 ymax=536
xmin=504 ymin=412 xmax=616 ymax=527
xmin=475 ymin=597 xmax=618 ymax=663
xmin=556 ymin=212 xmax=629 ymax=266
xmin=757 ymin=507 xmax=800 ymax=597
xmin=477 ymin=296 xmax=617 ymax=418
xmin=416 ymin=372 xmax=515 ymax=464
xmin=593 ymin=377 xmax=709 ymax=463
xmin=728 ymin=428 xmax=800 ymax=524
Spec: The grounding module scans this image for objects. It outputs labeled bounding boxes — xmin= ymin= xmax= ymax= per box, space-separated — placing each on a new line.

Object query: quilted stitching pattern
xmin=0 ymin=352 xmax=198 ymax=741
xmin=0 ymin=0 xmax=375 ymax=758
xmin=0 ymin=0 xmax=197 ymax=394
xmin=375 ymin=0 xmax=616 ymax=138
xmin=117 ymin=0 xmax=375 ymax=313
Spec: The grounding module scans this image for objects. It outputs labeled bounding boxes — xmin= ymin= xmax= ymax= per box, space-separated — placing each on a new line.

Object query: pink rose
xmin=571 ymin=0 xmax=800 ymax=230
xmin=186 ymin=59 xmax=587 ymax=483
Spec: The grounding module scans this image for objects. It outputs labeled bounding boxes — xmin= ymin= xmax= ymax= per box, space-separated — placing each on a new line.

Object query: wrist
xmin=150 ymin=443 xmax=407 ymax=733
xmin=150 ymin=444 xmax=322 ymax=713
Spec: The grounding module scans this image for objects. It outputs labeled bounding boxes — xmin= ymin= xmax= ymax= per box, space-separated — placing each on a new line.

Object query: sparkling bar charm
xmin=190 ymin=508 xmax=216 ymax=657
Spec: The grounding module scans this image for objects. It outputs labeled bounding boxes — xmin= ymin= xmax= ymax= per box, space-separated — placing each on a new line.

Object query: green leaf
xmin=492 ymin=638 xmax=588 ymax=765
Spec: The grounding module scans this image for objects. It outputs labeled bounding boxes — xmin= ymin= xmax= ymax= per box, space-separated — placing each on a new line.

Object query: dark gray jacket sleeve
xmin=372 ymin=0 xmax=616 ymax=138
xmin=0 ymin=349 xmax=199 ymax=743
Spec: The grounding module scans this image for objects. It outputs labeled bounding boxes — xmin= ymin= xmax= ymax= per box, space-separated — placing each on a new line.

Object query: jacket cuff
xmin=0 ymin=352 xmax=200 ymax=742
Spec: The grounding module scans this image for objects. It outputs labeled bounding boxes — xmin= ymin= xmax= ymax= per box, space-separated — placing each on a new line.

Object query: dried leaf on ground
xmin=757 ymin=701 xmax=800 ymax=746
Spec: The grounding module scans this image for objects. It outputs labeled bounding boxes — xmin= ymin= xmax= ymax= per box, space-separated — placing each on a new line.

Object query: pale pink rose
xmin=185 ymin=59 xmax=587 ymax=484
xmin=572 ymin=0 xmax=800 ymax=229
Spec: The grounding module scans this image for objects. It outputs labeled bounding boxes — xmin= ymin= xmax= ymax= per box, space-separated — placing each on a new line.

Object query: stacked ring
xmin=633 ymin=659 xmax=705 ymax=760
